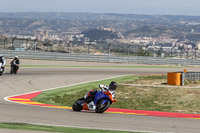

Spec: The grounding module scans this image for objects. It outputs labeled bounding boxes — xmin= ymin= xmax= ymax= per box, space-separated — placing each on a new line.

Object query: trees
xmin=137 ymin=48 xmax=152 ymax=56
xmin=82 ymin=29 xmax=118 ymax=41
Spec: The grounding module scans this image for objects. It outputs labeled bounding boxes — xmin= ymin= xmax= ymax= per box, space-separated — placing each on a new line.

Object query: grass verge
xmin=32 ymin=75 xmax=140 ymax=105
xmin=0 ymin=123 xmax=142 ymax=133
xmin=32 ymin=75 xmax=200 ymax=114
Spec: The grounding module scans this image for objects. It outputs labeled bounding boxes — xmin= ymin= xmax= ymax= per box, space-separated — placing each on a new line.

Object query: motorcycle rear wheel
xmin=72 ymin=98 xmax=84 ymax=111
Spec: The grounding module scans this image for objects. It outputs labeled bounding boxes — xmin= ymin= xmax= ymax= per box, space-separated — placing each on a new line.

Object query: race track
xmin=0 ymin=60 xmax=200 ymax=133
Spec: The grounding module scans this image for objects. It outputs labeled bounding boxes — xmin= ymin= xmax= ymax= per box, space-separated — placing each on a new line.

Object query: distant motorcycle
xmin=72 ymin=89 xmax=116 ymax=113
xmin=0 ymin=63 xmax=3 ymax=76
xmin=10 ymin=61 xmax=19 ymax=74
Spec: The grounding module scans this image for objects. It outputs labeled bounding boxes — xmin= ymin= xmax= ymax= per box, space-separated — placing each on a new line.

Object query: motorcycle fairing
xmin=94 ymin=92 xmax=112 ymax=105
xmin=83 ymin=102 xmax=89 ymax=110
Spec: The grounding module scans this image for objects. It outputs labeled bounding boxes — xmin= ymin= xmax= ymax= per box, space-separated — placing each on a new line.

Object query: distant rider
xmin=10 ymin=56 xmax=20 ymax=73
xmin=84 ymin=81 xmax=117 ymax=110
xmin=0 ymin=55 xmax=6 ymax=73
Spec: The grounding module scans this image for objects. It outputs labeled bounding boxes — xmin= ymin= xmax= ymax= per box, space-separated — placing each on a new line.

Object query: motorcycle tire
xmin=14 ymin=66 xmax=18 ymax=74
xmin=95 ymin=99 xmax=111 ymax=113
xmin=10 ymin=66 xmax=13 ymax=74
xmin=72 ymin=98 xmax=84 ymax=111
xmin=14 ymin=70 xmax=17 ymax=74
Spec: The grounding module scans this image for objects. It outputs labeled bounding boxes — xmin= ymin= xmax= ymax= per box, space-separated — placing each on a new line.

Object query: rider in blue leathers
xmin=84 ymin=81 xmax=117 ymax=110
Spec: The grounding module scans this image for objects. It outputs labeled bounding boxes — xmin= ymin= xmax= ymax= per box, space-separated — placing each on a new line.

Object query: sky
xmin=0 ymin=0 xmax=200 ymax=16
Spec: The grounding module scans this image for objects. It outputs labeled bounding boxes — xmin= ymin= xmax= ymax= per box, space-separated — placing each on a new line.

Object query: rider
xmin=10 ymin=56 xmax=20 ymax=73
xmin=0 ymin=55 xmax=6 ymax=73
xmin=84 ymin=81 xmax=117 ymax=110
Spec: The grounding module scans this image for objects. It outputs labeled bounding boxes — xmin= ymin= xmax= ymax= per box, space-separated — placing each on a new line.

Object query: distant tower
xmin=45 ymin=30 xmax=49 ymax=39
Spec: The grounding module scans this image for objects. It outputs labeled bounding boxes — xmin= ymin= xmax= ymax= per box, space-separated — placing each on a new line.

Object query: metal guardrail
xmin=185 ymin=72 xmax=200 ymax=81
xmin=180 ymin=72 xmax=200 ymax=85
xmin=1 ymin=50 xmax=200 ymax=66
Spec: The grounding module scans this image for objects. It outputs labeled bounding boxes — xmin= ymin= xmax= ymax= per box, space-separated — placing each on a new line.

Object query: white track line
xmin=4 ymin=74 xmax=131 ymax=106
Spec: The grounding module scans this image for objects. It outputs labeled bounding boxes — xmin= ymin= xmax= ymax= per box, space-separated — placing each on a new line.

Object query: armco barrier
xmin=185 ymin=72 xmax=200 ymax=81
xmin=1 ymin=50 xmax=200 ymax=65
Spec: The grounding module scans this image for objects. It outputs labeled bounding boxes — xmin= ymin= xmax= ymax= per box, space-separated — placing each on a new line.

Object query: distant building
xmin=196 ymin=42 xmax=200 ymax=50
xmin=99 ymin=26 xmax=115 ymax=32
xmin=45 ymin=30 xmax=49 ymax=39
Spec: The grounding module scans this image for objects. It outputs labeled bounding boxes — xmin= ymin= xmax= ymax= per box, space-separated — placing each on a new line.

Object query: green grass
xmin=32 ymin=75 xmax=200 ymax=114
xmin=0 ymin=123 xmax=142 ymax=133
xmin=32 ymin=75 xmax=140 ymax=105
xmin=139 ymin=75 xmax=167 ymax=79
xmin=8 ymin=65 xmax=179 ymax=68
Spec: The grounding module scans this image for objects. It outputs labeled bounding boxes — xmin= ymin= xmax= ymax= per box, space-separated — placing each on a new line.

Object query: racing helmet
xmin=14 ymin=56 xmax=18 ymax=59
xmin=0 ymin=55 xmax=3 ymax=59
xmin=109 ymin=81 xmax=118 ymax=90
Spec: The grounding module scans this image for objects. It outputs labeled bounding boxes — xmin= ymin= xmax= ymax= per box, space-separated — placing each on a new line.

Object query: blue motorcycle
xmin=72 ymin=90 xmax=116 ymax=113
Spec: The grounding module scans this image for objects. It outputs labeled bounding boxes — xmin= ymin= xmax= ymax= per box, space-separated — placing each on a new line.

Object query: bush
xmin=194 ymin=80 xmax=200 ymax=84
xmin=184 ymin=79 xmax=190 ymax=85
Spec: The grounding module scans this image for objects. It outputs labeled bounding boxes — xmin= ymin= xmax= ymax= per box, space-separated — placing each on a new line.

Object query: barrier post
xmin=167 ymin=72 xmax=182 ymax=86
xmin=182 ymin=73 xmax=185 ymax=86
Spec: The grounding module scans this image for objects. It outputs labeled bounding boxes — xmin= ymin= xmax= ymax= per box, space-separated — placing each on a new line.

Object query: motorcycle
xmin=0 ymin=63 xmax=3 ymax=76
xmin=72 ymin=89 xmax=116 ymax=113
xmin=10 ymin=61 xmax=19 ymax=74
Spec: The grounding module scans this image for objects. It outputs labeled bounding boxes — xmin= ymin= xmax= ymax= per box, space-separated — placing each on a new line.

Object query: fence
xmin=185 ymin=72 xmax=200 ymax=81
xmin=1 ymin=50 xmax=200 ymax=66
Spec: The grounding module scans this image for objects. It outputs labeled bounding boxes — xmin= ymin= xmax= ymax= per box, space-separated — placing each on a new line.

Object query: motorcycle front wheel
xmin=10 ymin=66 xmax=14 ymax=74
xmin=14 ymin=66 xmax=18 ymax=74
xmin=95 ymin=99 xmax=111 ymax=113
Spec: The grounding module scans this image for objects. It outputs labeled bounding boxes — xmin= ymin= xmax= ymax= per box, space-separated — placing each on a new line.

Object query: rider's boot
xmin=84 ymin=94 xmax=93 ymax=103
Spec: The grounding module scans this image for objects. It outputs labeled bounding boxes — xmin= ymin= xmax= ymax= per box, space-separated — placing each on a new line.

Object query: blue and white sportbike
xmin=72 ymin=89 xmax=116 ymax=113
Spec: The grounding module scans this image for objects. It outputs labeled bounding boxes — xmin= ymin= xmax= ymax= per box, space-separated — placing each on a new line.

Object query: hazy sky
xmin=0 ymin=0 xmax=200 ymax=16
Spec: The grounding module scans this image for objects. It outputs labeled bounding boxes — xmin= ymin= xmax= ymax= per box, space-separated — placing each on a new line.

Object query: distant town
xmin=1 ymin=12 xmax=200 ymax=58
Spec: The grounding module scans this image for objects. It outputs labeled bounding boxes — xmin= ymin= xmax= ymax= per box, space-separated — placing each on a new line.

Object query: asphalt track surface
xmin=1 ymin=60 xmax=200 ymax=133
